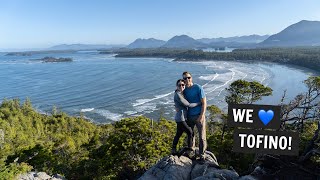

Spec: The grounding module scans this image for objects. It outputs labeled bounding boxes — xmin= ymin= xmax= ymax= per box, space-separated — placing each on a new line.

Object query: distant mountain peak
xmin=126 ymin=38 xmax=166 ymax=49
xmin=162 ymin=35 xmax=206 ymax=49
xmin=260 ymin=20 xmax=320 ymax=47
xmin=174 ymin=34 xmax=190 ymax=37
xmin=170 ymin=35 xmax=194 ymax=40
xmin=298 ymin=20 xmax=317 ymax=23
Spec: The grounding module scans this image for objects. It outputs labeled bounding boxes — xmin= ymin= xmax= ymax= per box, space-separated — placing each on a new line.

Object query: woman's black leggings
xmin=172 ymin=121 xmax=193 ymax=149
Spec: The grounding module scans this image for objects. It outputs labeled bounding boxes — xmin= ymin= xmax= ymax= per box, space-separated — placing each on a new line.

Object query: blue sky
xmin=1 ymin=0 xmax=320 ymax=49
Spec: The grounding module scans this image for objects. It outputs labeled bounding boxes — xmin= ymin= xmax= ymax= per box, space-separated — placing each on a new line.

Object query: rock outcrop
xmin=139 ymin=148 xmax=244 ymax=180
xmin=139 ymin=148 xmax=320 ymax=180
xmin=17 ymin=172 xmax=66 ymax=180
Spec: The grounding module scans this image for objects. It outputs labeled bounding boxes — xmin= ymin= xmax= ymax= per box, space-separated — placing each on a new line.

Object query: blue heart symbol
xmin=258 ymin=110 xmax=274 ymax=125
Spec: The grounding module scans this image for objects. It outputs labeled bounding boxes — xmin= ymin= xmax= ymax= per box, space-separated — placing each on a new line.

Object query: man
xmin=182 ymin=71 xmax=207 ymax=161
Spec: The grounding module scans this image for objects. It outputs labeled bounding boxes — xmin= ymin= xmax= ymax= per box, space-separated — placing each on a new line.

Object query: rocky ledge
xmin=139 ymin=148 xmax=319 ymax=180
xmin=139 ymin=148 xmax=250 ymax=180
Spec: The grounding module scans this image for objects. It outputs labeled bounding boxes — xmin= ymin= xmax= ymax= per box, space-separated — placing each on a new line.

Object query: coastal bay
xmin=0 ymin=51 xmax=318 ymax=123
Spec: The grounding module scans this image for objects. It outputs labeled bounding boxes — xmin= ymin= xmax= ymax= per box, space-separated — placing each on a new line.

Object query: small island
xmin=39 ymin=56 xmax=73 ymax=63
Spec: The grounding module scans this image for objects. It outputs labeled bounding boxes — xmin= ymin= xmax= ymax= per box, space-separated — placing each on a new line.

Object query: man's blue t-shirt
xmin=183 ymin=83 xmax=205 ymax=116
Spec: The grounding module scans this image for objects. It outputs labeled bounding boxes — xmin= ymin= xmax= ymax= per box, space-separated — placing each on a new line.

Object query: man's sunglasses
xmin=178 ymin=84 xmax=185 ymax=86
xmin=183 ymin=77 xmax=192 ymax=80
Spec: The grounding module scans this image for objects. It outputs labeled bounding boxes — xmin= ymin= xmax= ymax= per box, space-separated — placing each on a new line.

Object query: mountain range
xmin=126 ymin=20 xmax=320 ymax=49
xmin=197 ymin=34 xmax=270 ymax=44
xmin=125 ymin=34 xmax=268 ymax=49
xmin=49 ymin=20 xmax=320 ymax=50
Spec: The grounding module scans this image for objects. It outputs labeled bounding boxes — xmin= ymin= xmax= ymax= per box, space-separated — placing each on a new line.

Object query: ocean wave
xmin=133 ymin=103 xmax=157 ymax=114
xmin=158 ymin=99 xmax=174 ymax=105
xmin=201 ymin=73 xmax=219 ymax=87
xmin=124 ymin=111 xmax=137 ymax=115
xmin=242 ymin=73 xmax=248 ymax=80
xmin=206 ymin=69 xmax=236 ymax=100
xmin=163 ymin=58 xmax=175 ymax=62
xmin=78 ymin=115 xmax=95 ymax=123
xmin=186 ymin=62 xmax=274 ymax=103
xmin=132 ymin=91 xmax=173 ymax=107
xmin=199 ymin=73 xmax=219 ymax=81
xmin=95 ymin=109 xmax=123 ymax=121
xmin=33 ymin=106 xmax=50 ymax=115
xmin=260 ymin=70 xmax=269 ymax=84
xmin=80 ymin=108 xmax=94 ymax=112
xmin=231 ymin=69 xmax=247 ymax=80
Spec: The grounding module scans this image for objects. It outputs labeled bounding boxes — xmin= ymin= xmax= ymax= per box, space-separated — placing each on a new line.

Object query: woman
xmin=172 ymin=79 xmax=200 ymax=154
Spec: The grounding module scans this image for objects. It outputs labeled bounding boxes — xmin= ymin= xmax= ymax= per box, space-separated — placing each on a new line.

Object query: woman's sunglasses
xmin=178 ymin=84 xmax=185 ymax=87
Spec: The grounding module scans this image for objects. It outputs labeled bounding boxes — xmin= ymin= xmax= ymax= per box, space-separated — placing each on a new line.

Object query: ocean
xmin=0 ymin=50 xmax=317 ymax=123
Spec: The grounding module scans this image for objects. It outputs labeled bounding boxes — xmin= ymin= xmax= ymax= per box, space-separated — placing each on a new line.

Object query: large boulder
xmin=139 ymin=155 xmax=193 ymax=180
xmin=192 ymin=165 xmax=239 ymax=180
xmin=139 ymin=149 xmax=243 ymax=180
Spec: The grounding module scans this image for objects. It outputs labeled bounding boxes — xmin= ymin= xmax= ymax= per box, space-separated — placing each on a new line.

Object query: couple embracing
xmin=172 ymin=71 xmax=207 ymax=161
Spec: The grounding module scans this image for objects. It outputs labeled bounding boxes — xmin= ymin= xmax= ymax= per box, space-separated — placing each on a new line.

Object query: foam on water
xmin=205 ymin=69 xmax=236 ymax=94
xmin=158 ymin=99 xmax=174 ymax=105
xmin=163 ymin=58 xmax=175 ymax=62
xmin=33 ymin=106 xmax=50 ymax=115
xmin=95 ymin=109 xmax=123 ymax=121
xmin=80 ymin=108 xmax=94 ymax=112
xmin=132 ymin=91 xmax=173 ymax=107
xmin=198 ymin=61 xmax=275 ymax=105
xmin=79 ymin=115 xmax=95 ymax=123
xmin=200 ymin=73 xmax=219 ymax=84
xmin=133 ymin=103 xmax=157 ymax=114
xmin=124 ymin=111 xmax=138 ymax=115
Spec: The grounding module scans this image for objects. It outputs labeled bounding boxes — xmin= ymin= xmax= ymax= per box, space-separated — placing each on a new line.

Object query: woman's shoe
xmin=198 ymin=154 xmax=206 ymax=164
xmin=185 ymin=149 xmax=196 ymax=159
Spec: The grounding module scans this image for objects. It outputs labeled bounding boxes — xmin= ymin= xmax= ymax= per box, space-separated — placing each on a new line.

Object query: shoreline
xmin=114 ymin=47 xmax=320 ymax=72
xmin=115 ymin=55 xmax=320 ymax=73
xmin=113 ymin=55 xmax=320 ymax=74
xmin=173 ymin=58 xmax=320 ymax=75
